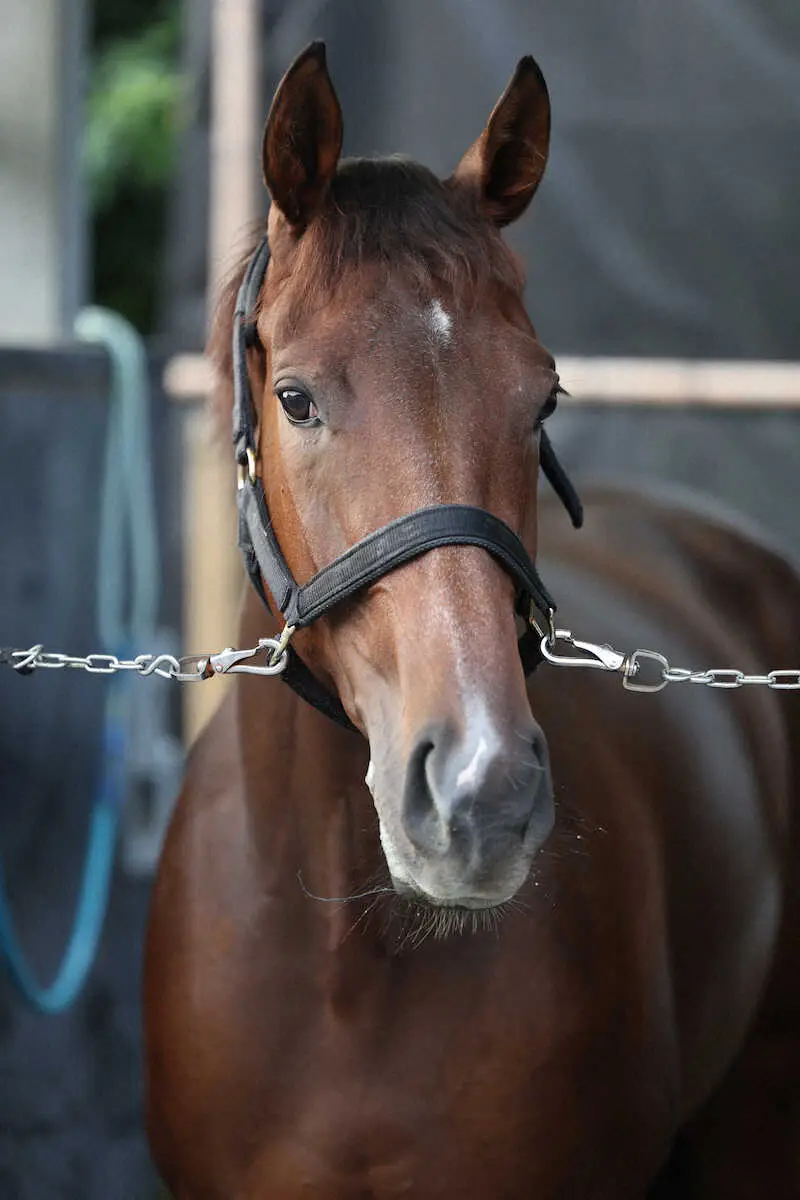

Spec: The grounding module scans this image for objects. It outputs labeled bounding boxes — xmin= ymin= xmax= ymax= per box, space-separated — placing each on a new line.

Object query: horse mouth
xmin=389 ymin=889 xmax=520 ymax=942
xmin=378 ymin=825 xmax=536 ymax=929
xmin=394 ymin=883 xmax=516 ymax=911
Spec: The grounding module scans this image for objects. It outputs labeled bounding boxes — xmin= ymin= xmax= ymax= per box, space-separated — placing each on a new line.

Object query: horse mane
xmin=208 ymin=156 xmax=526 ymax=428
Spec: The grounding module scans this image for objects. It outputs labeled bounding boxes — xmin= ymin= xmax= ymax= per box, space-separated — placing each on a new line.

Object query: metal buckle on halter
xmin=236 ymin=447 xmax=258 ymax=491
xmin=529 ymin=603 xmax=557 ymax=649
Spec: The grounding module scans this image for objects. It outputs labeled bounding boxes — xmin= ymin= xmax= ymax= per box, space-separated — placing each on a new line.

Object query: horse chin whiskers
xmin=385 ymin=893 xmax=515 ymax=949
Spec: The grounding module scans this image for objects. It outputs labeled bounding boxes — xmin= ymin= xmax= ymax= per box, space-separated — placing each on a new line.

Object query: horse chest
xmin=240 ymin=1069 xmax=661 ymax=1200
xmin=223 ymin=969 xmax=670 ymax=1200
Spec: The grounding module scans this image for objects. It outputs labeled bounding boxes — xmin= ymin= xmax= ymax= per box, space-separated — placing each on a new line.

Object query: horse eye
xmin=535 ymin=385 xmax=561 ymax=427
xmin=276 ymin=388 xmax=319 ymax=426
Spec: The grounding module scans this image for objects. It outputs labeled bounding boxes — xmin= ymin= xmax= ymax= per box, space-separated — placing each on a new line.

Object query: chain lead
xmin=536 ymin=629 xmax=800 ymax=692
xmin=3 ymin=631 xmax=800 ymax=691
xmin=1 ymin=639 xmax=290 ymax=682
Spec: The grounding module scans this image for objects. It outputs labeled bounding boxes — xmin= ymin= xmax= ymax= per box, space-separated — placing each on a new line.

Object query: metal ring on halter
xmin=529 ymin=603 xmax=556 ymax=648
xmin=268 ymin=623 xmax=296 ymax=667
xmin=237 ymin=447 xmax=258 ymax=491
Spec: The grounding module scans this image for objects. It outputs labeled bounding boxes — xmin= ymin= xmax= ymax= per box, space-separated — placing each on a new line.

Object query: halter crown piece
xmin=232 ymin=230 xmax=583 ymax=732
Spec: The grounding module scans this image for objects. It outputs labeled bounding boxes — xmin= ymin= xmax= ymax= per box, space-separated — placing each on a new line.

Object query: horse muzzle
xmin=372 ymin=716 xmax=554 ymax=909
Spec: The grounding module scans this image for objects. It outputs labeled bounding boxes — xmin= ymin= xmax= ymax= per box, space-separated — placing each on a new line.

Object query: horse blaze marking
xmin=425 ymin=299 xmax=453 ymax=346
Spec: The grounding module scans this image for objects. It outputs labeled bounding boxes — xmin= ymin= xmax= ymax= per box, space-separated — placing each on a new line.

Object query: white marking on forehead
xmin=424 ymin=299 xmax=453 ymax=346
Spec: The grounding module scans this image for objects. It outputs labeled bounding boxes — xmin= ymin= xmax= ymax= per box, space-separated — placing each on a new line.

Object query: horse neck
xmin=234 ymin=587 xmax=380 ymax=942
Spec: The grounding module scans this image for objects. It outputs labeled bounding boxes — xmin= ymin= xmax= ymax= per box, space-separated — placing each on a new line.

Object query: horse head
xmin=218 ymin=42 xmax=562 ymax=912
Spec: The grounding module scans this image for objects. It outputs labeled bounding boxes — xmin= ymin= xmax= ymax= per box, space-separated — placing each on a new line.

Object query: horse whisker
xmin=340 ymin=894 xmax=384 ymax=945
xmin=296 ymin=868 xmax=395 ymax=905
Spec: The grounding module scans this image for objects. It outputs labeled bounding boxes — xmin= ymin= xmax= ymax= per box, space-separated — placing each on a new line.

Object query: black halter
xmin=232 ymin=232 xmax=583 ymax=732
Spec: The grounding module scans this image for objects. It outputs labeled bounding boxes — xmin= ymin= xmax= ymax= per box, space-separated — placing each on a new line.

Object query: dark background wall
xmin=167 ymin=0 xmax=800 ymax=361
xmin=549 ymin=404 xmax=800 ymax=566
xmin=0 ymin=349 xmax=179 ymax=1198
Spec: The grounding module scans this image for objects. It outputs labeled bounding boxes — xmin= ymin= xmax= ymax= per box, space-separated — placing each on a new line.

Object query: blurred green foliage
xmin=93 ymin=0 xmax=177 ymax=45
xmin=86 ymin=20 xmax=179 ymax=210
xmin=87 ymin=1 xmax=180 ymax=333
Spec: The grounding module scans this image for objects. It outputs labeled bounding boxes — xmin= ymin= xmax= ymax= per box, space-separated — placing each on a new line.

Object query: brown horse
xmin=145 ymin=44 xmax=800 ymax=1198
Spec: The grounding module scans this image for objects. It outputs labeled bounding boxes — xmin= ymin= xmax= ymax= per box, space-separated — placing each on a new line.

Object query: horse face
xmin=253 ymin=44 xmax=557 ymax=909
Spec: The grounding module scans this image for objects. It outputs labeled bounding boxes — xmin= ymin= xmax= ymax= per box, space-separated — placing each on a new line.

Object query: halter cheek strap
xmin=232 ymin=231 xmax=582 ymax=732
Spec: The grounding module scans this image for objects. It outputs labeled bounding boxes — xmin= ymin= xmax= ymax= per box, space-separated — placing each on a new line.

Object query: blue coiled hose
xmin=0 ymin=309 xmax=159 ymax=1013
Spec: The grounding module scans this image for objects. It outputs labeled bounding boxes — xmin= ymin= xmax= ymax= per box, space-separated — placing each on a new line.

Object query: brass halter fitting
xmin=269 ymin=622 xmax=296 ymax=667
xmin=237 ymin=447 xmax=258 ymax=491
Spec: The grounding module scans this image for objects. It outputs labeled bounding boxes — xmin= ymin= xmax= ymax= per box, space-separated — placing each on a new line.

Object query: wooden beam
xmin=557 ymin=358 xmax=800 ymax=407
xmin=166 ymin=354 xmax=800 ymax=409
xmin=183 ymin=0 xmax=261 ymax=746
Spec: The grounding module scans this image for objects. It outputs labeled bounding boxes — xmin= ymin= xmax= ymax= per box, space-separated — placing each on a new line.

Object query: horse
xmin=145 ymin=43 xmax=800 ymax=1198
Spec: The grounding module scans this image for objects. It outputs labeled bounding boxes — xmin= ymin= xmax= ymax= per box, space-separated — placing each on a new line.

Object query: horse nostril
xmin=401 ymin=722 xmax=552 ymax=859
xmin=402 ymin=738 xmax=440 ymax=851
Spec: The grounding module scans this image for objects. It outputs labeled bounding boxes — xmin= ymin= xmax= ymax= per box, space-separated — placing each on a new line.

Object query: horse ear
xmin=450 ymin=56 xmax=550 ymax=227
xmin=261 ymin=41 xmax=343 ymax=230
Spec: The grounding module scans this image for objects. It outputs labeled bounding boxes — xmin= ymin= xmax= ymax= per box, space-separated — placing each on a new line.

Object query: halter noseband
xmin=232 ymin=231 xmax=583 ymax=732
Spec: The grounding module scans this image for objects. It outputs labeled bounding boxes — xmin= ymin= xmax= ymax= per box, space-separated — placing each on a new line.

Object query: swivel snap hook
xmin=539 ymin=630 xmax=628 ymax=673
xmin=209 ymin=631 xmax=294 ymax=677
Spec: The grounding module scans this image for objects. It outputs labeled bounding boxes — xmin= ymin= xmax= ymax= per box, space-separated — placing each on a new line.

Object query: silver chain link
xmin=3 ymin=626 xmax=799 ymax=692
xmin=539 ymin=629 xmax=800 ymax=692
xmin=1 ymin=636 xmax=291 ymax=681
xmin=662 ymin=666 xmax=800 ymax=690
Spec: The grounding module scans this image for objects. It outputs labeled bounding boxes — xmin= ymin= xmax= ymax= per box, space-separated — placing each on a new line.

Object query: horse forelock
xmin=208 ymin=156 xmax=525 ymax=429
xmin=295 ymin=157 xmax=525 ymax=299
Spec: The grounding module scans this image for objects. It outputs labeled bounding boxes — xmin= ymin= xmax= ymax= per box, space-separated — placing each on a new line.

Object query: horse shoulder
xmin=538 ymin=489 xmax=800 ymax=1112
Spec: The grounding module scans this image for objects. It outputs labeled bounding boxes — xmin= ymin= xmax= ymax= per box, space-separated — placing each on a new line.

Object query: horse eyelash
xmin=535 ymin=383 xmax=565 ymax=428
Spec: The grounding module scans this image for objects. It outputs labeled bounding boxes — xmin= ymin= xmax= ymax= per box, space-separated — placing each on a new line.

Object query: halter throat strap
xmin=232 ymin=231 xmax=582 ymax=731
